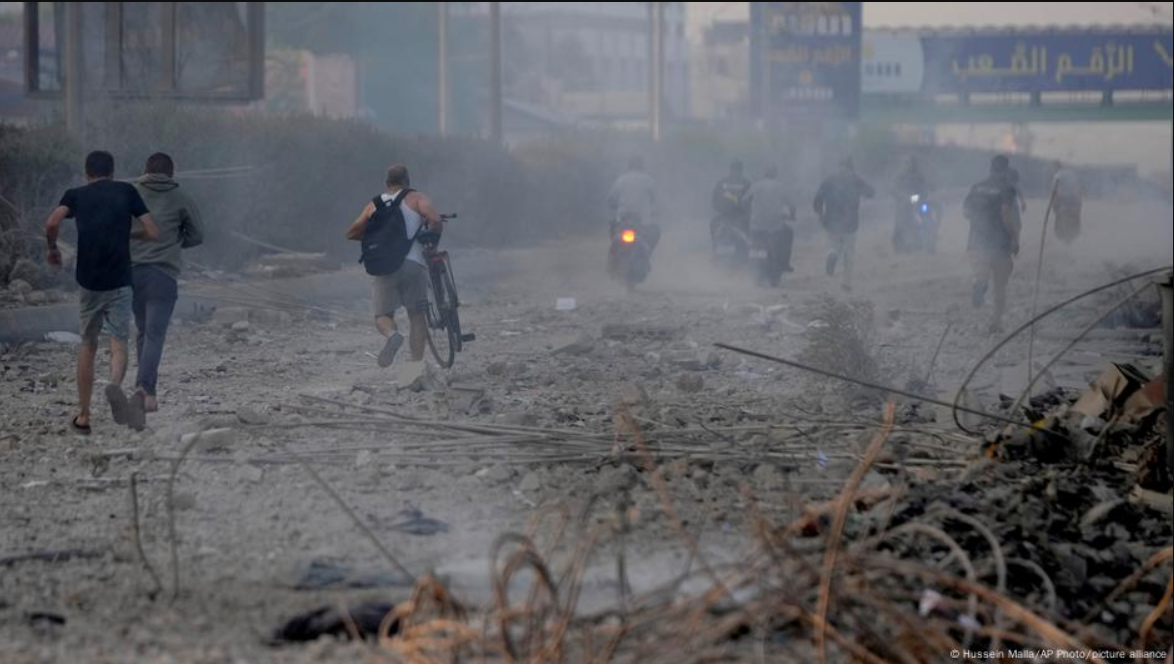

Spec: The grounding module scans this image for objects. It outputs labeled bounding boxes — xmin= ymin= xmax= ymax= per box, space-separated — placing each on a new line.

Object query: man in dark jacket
xmin=130 ymin=153 xmax=205 ymax=416
xmin=813 ymin=158 xmax=874 ymax=290
xmin=963 ymin=155 xmax=1021 ymax=334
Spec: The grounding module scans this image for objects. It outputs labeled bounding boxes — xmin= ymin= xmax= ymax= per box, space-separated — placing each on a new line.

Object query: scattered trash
xmin=272 ymin=601 xmax=398 ymax=643
xmin=385 ymin=506 xmax=450 ymax=536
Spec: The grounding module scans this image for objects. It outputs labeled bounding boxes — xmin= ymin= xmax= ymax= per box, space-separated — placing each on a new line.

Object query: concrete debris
xmin=389 ymin=361 xmax=444 ymax=392
xmin=246 ymin=252 xmax=340 ymax=279
xmin=179 ymin=428 xmax=235 ymax=453
xmin=601 ymin=323 xmax=681 ymax=341
xmin=236 ymin=406 xmax=270 ymax=426
xmin=8 ymin=259 xmax=44 ymax=288
xmin=475 ymin=465 xmax=516 ymax=485
xmin=551 ymin=333 xmax=595 ymax=356
xmin=171 ymin=491 xmax=198 ymax=512
xmin=230 ymin=321 xmax=251 ymax=333
xmin=675 ymin=373 xmax=704 ymax=393
xmin=517 ymin=471 xmax=542 ymax=492
xmin=7 ymin=279 xmax=32 ymax=295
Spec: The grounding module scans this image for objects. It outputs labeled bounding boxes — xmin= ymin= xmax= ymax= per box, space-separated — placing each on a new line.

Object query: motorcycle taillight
xmin=620 ymin=229 xmax=637 ymax=243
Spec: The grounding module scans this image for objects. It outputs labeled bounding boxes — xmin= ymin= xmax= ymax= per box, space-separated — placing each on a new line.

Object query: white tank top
xmin=381 ymin=190 xmax=425 ymax=267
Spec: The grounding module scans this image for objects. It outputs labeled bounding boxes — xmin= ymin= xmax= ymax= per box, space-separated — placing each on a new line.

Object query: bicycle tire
xmin=424 ymin=268 xmax=455 ymax=368
xmin=440 ymin=261 xmax=463 ymax=352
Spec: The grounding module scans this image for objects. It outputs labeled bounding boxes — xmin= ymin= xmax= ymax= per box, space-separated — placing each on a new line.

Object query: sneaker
xmin=126 ymin=390 xmax=147 ymax=431
xmin=377 ymin=331 xmax=404 ymax=368
xmin=826 ymin=252 xmax=838 ymax=277
xmin=105 ymin=383 xmax=130 ymax=425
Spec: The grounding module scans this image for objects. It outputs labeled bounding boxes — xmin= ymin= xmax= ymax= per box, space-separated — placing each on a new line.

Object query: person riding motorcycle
xmin=745 ymin=165 xmax=795 ymax=287
xmin=607 ymin=155 xmax=661 ymax=249
xmin=892 ymin=156 xmax=931 ymax=253
xmin=606 ymin=156 xmax=661 ymax=285
xmin=710 ymin=160 xmax=751 ymax=260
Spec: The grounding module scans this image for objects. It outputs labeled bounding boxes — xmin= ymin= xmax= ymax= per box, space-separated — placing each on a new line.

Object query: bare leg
xmin=76 ymin=342 xmax=98 ymax=426
xmin=376 ymin=314 xmax=397 ymax=337
xmin=109 ymin=337 xmax=128 ymax=386
xmin=407 ymin=310 xmax=427 ymax=361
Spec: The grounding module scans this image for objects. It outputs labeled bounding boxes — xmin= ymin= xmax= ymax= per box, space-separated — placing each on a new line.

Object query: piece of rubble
xmin=251 ymin=309 xmax=294 ymax=328
xmin=236 ymin=406 xmax=270 ymax=426
xmin=475 ymin=465 xmax=516 ymax=484
xmin=212 ymin=306 xmax=251 ymax=327
xmin=486 ymin=361 xmax=508 ymax=377
xmin=179 ymin=428 xmax=234 ymax=453
xmin=231 ymin=320 xmax=251 ymax=333
xmin=601 ymin=323 xmax=680 ymax=341
xmin=7 ymin=278 xmax=33 ymax=295
xmin=389 ymin=361 xmax=444 ymax=392
xmin=171 ymin=491 xmax=198 ymax=512
xmin=9 ymin=259 xmax=43 ymax=287
xmin=551 ymin=333 xmax=595 ymax=356
xmin=675 ymin=373 xmax=704 ymax=393
xmin=517 ymin=471 xmax=542 ymax=492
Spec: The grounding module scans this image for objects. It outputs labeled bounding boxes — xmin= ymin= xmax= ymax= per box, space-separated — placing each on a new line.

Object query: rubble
xmin=675 ymin=373 xmax=704 ymax=393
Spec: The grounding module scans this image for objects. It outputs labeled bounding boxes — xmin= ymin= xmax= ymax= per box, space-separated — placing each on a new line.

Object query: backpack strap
xmin=390 ymin=187 xmax=414 ymax=208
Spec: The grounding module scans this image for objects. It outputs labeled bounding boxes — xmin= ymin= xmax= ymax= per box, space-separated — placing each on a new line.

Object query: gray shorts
xmin=372 ymin=261 xmax=428 ymax=318
xmin=79 ymin=286 xmax=132 ymax=343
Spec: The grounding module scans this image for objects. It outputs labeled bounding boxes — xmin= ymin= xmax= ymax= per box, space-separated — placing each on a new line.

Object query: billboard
xmin=863 ymin=28 xmax=1174 ymax=95
xmin=759 ymin=2 xmax=862 ymax=118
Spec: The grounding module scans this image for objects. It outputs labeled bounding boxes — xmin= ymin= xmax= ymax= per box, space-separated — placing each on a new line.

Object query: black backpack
xmin=359 ymin=188 xmax=415 ymax=276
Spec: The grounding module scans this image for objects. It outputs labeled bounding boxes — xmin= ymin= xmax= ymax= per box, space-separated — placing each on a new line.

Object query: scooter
xmin=607 ymin=217 xmax=657 ymax=290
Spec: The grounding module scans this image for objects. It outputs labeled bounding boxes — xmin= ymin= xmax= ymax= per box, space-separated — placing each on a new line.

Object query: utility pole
xmin=63 ymin=2 xmax=84 ymax=137
xmin=489 ymin=1 xmax=503 ymax=144
xmin=438 ymin=1 xmax=449 ymax=135
xmin=648 ymin=2 xmax=664 ymax=141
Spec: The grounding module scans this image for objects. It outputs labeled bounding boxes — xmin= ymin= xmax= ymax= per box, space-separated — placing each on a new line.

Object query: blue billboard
xmin=759 ymin=2 xmax=862 ymax=118
xmin=863 ymin=28 xmax=1174 ymax=95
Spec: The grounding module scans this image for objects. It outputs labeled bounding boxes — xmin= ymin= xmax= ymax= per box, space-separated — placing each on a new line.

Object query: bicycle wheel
xmin=424 ymin=268 xmax=455 ymax=368
xmin=439 ymin=262 xmax=463 ymax=352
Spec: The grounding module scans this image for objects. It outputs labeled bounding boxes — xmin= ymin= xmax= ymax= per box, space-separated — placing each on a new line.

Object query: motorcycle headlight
xmin=909 ymin=194 xmax=920 ymax=203
xmin=920 ymin=203 xmax=930 ymax=213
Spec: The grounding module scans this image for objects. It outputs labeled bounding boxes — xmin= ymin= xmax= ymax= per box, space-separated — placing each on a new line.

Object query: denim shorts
xmin=78 ymin=285 xmax=132 ymax=343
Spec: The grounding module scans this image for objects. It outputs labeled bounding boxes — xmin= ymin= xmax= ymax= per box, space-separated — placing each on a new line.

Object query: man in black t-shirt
xmin=45 ymin=150 xmax=159 ymax=433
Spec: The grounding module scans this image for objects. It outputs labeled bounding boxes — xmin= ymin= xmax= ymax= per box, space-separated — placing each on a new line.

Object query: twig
xmin=816 ymin=402 xmax=895 ymax=664
xmin=129 ymin=472 xmax=163 ymax=600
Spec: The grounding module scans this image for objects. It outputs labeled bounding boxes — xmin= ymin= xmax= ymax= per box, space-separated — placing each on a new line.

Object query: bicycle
xmin=417 ymin=214 xmax=474 ymax=368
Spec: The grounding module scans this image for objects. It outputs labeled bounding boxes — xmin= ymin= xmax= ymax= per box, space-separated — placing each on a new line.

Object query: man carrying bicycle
xmin=346 ymin=164 xmax=443 ymax=366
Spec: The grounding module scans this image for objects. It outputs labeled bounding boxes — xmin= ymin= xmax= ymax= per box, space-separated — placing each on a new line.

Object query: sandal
xmin=70 ymin=416 xmax=92 ymax=436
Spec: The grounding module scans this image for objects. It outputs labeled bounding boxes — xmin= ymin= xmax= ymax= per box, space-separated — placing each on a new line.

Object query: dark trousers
xmin=752 ymin=226 xmax=794 ymax=286
xmin=132 ymin=265 xmax=178 ymax=397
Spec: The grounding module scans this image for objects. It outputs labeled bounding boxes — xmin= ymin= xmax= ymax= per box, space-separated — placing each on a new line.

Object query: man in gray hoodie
xmin=130 ymin=153 xmax=205 ymax=416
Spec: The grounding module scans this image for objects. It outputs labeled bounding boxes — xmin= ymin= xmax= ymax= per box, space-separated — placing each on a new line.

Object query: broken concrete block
xmin=518 ymin=471 xmax=542 ymax=492
xmin=475 ymin=465 xmax=516 ymax=485
xmin=8 ymin=259 xmax=44 ymax=287
xmin=250 ymin=309 xmax=294 ymax=328
xmin=486 ymin=361 xmax=509 ymax=377
xmin=212 ymin=306 xmax=251 ymax=327
xmin=236 ymin=407 xmax=270 ymax=426
xmin=552 ymin=333 xmax=595 ymax=356
xmin=179 ymin=428 xmax=235 ymax=453
xmin=389 ymin=361 xmax=444 ymax=392
xmin=7 ymin=278 xmax=33 ymax=295
xmin=231 ymin=320 xmax=251 ymax=332
xmin=675 ymin=373 xmax=704 ymax=393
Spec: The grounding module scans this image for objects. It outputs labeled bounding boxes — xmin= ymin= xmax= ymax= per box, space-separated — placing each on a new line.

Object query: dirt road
xmin=1 ymin=197 xmax=1170 ymax=663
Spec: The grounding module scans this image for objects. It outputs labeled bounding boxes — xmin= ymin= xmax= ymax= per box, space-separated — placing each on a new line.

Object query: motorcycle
xmin=710 ymin=214 xmax=749 ymax=266
xmin=608 ymin=217 xmax=658 ymax=290
xmin=748 ymin=211 xmax=795 ymax=287
xmin=893 ymin=193 xmax=939 ymax=254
